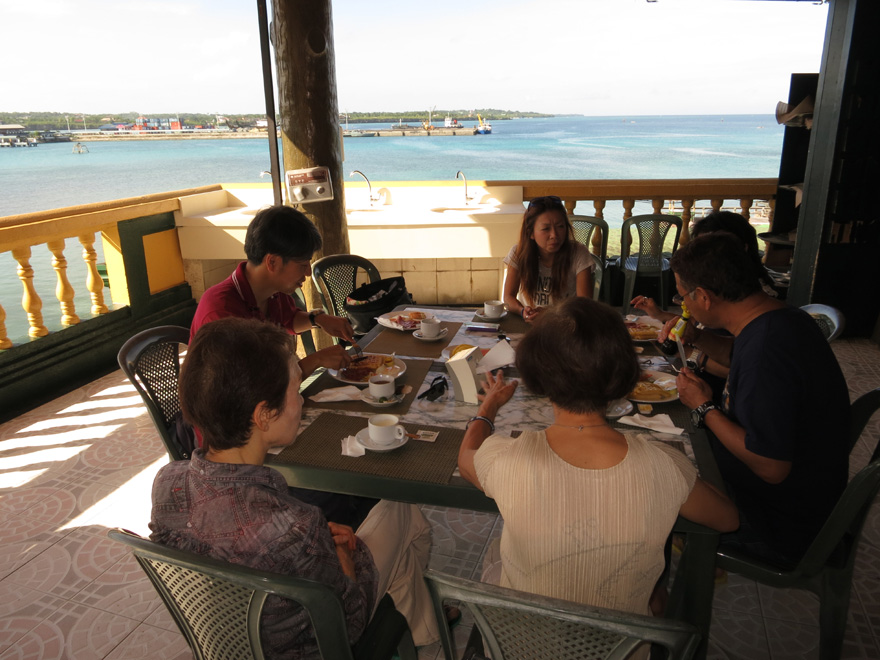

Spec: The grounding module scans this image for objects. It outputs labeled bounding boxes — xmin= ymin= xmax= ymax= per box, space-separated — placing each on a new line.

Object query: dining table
xmin=268 ymin=304 xmax=724 ymax=659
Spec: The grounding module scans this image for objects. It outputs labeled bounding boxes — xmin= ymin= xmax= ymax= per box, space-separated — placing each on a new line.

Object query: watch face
xmin=690 ymin=408 xmax=702 ymax=428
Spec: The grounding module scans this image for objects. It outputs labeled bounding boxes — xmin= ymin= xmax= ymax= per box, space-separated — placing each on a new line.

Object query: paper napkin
xmin=309 ymin=386 xmax=362 ymax=403
xmin=475 ymin=339 xmax=516 ymax=374
xmin=617 ymin=413 xmax=683 ymax=436
xmin=341 ymin=435 xmax=366 ymax=457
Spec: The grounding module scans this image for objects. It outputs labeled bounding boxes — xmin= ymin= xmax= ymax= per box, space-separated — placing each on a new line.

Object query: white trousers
xmin=358 ymin=500 xmax=439 ymax=646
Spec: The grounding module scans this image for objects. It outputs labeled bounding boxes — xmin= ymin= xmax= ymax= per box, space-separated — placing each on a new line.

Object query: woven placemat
xmin=273 ymin=412 xmax=462 ymax=485
xmin=471 ymin=312 xmax=530 ymax=335
xmin=361 ymin=322 xmax=462 ymax=358
xmin=302 ymin=359 xmax=432 ymax=415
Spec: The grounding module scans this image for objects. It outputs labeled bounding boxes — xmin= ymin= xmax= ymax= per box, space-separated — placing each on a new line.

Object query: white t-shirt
xmin=474 ymin=430 xmax=696 ymax=616
xmin=503 ymin=242 xmax=594 ymax=306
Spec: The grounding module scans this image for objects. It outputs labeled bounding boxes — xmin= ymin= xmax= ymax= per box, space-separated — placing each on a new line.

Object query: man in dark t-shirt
xmin=668 ymin=232 xmax=849 ymax=566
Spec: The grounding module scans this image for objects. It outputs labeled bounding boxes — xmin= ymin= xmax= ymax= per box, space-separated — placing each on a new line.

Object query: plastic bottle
xmin=658 ymin=303 xmax=691 ymax=355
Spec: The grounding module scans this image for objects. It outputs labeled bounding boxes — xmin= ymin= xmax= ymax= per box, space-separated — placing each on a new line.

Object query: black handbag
xmin=343 ymin=276 xmax=413 ymax=335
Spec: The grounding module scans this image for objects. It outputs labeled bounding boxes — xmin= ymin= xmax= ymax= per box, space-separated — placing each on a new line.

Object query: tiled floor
xmin=1 ymin=339 xmax=879 ymax=659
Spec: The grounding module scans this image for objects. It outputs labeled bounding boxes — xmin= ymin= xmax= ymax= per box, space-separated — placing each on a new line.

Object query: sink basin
xmin=346 ymin=207 xmax=389 ymax=213
xmin=429 ymin=205 xmax=498 ymax=213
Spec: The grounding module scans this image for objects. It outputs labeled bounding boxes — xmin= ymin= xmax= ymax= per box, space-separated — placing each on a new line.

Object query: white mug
xmin=420 ymin=317 xmax=442 ymax=338
xmin=368 ymin=375 xmax=395 ymax=400
xmin=484 ymin=300 xmax=505 ymax=317
xmin=368 ymin=414 xmax=406 ymax=446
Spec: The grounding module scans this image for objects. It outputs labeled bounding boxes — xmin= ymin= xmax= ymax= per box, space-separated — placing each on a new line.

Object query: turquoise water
xmin=0 ymin=114 xmax=783 ymax=342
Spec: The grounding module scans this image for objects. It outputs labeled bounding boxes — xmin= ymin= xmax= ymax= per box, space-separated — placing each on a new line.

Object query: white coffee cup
xmin=368 ymin=375 xmax=395 ymax=400
xmin=484 ymin=300 xmax=505 ymax=318
xmin=368 ymin=414 xmax=406 ymax=446
xmin=420 ymin=317 xmax=442 ymax=338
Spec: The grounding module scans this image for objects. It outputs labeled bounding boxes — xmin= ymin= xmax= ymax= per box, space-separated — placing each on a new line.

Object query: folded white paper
xmin=309 ymin=386 xmax=362 ymax=403
xmin=341 ymin=435 xmax=365 ymax=457
xmin=617 ymin=413 xmax=683 ymax=436
xmin=475 ymin=340 xmax=516 ymax=374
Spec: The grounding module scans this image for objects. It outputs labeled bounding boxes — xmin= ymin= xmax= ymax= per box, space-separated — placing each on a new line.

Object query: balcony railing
xmin=0 ymin=178 xmax=777 ymax=349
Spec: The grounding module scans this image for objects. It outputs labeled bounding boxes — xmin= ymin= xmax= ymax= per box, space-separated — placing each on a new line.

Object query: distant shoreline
xmin=72 ymin=132 xmax=267 ymax=142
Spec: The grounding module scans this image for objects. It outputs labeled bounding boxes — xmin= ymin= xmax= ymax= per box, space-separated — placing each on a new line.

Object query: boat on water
xmin=343 ymin=129 xmax=378 ymax=138
xmin=474 ymin=114 xmax=492 ymax=135
xmin=72 ymin=142 xmax=89 ymax=154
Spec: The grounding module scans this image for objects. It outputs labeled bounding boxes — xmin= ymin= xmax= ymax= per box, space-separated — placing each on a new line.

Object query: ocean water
xmin=0 ymin=114 xmax=783 ymax=342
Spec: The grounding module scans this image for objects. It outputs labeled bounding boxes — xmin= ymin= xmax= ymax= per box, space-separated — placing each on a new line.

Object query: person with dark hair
xmin=502 ymin=196 xmax=595 ymax=323
xmin=456 ymin=298 xmax=738 ymax=621
xmin=631 ymin=210 xmax=773 ymax=322
xmin=669 ymin=232 xmax=850 ymax=566
xmin=150 ymin=318 xmax=442 ymax=657
xmin=191 ymin=205 xmax=355 ymax=378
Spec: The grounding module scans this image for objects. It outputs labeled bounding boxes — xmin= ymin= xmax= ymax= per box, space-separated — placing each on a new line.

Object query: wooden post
xmin=273 ymin=0 xmax=348 ymax=350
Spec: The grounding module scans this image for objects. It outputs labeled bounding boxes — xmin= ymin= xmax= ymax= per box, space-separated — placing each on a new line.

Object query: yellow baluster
xmin=12 ymin=246 xmax=49 ymax=338
xmin=0 ymin=303 xmax=13 ymax=349
xmin=79 ymin=233 xmax=109 ymax=315
xmin=651 ymin=198 xmax=664 ymax=215
xmin=739 ymin=198 xmax=754 ymax=221
xmin=592 ymin=200 xmax=606 ymax=255
xmin=47 ymin=238 xmax=80 ymax=326
xmin=622 ymin=200 xmax=635 ymax=256
xmin=711 ymin=199 xmax=723 ymax=213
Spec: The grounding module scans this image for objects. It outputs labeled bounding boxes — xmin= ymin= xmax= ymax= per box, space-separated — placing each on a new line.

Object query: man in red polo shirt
xmin=191 ymin=205 xmax=355 ymax=376
xmin=189 ymin=205 xmax=377 ymax=528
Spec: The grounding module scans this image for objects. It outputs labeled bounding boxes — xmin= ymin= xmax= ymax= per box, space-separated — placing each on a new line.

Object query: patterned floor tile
xmin=422 ymin=506 xmax=498 ymax=564
xmin=71 ymin=552 xmax=162 ymax=623
xmin=0 ymin=588 xmax=66 ymax=654
xmin=712 ymin=574 xmax=762 ymax=617
xmin=103 ymin=622 xmax=192 ymax=660
xmin=4 ymin=526 xmax=129 ymax=600
xmin=707 ymin=609 xmax=771 ymax=660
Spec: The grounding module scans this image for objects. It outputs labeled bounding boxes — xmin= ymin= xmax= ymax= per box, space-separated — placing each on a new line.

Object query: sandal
xmin=444 ymin=605 xmax=462 ymax=629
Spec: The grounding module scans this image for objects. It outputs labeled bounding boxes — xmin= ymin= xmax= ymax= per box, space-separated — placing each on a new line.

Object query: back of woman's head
xmin=515 ymin=298 xmax=639 ymax=414
xmin=180 ymin=317 xmax=296 ymax=451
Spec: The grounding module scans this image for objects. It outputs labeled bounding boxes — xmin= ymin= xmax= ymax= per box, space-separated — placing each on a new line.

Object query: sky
xmin=0 ymin=0 xmax=829 ymax=117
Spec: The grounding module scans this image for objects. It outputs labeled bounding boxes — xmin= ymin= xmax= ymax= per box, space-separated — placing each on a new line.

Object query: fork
xmin=351 ymin=343 xmax=366 ymax=362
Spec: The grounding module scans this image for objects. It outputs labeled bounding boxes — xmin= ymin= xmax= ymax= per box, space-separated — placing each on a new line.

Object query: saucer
xmin=355 ymin=427 xmax=408 ymax=452
xmin=475 ymin=310 xmax=508 ymax=322
xmin=360 ymin=392 xmax=403 ymax=408
xmin=413 ymin=328 xmax=448 ymax=342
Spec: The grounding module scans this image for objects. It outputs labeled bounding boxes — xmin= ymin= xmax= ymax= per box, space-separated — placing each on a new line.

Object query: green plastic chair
xmin=620 ymin=214 xmax=682 ymax=314
xmin=312 ymin=254 xmax=381 ymax=320
xmin=424 ymin=570 xmax=700 ymax=660
xmin=715 ymin=386 xmax=880 ymax=660
xmin=117 ymin=325 xmax=193 ymax=461
xmin=571 ymin=216 xmax=609 ymax=302
xmin=109 ymin=529 xmax=417 ymax=660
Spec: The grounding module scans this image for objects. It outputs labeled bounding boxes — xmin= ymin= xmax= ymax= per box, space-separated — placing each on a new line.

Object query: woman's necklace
xmin=549 ymin=421 xmax=608 ymax=432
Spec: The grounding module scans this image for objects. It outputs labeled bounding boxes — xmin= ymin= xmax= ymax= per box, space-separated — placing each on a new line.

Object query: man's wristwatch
xmin=308 ymin=309 xmax=325 ymax=327
xmin=690 ymin=401 xmax=719 ymax=429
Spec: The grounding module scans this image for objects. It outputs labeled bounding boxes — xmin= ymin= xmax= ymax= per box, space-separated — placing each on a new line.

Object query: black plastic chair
xmin=620 ymin=214 xmax=682 ymax=314
xmin=715 ymin=386 xmax=880 ymax=660
xmin=311 ymin=254 xmax=381 ymax=320
xmin=117 ymin=325 xmax=193 ymax=461
xmin=571 ymin=215 xmax=610 ymax=302
xmin=424 ymin=570 xmax=700 ymax=660
xmin=109 ymin=528 xmax=417 ymax=660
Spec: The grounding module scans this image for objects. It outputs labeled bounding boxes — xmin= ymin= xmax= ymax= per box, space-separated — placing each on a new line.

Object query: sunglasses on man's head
xmin=527 ymin=195 xmax=564 ymax=210
xmin=417 ymin=375 xmax=448 ymax=402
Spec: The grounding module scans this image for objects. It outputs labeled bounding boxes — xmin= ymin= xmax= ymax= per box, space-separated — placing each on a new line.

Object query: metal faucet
xmin=349 ymin=170 xmax=380 ymax=206
xmin=456 ymin=170 xmax=476 ymax=205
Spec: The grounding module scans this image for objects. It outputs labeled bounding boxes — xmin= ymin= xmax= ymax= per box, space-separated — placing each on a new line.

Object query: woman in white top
xmin=458 ymin=298 xmax=738 ymax=620
xmin=503 ymin=196 xmax=594 ymax=323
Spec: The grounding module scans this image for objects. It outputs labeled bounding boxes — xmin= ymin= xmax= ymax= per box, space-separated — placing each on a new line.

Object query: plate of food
xmin=628 ymin=370 xmax=679 ymax=403
xmin=624 ymin=317 xmax=663 ymax=342
xmin=376 ymin=310 xmax=435 ymax=331
xmin=329 ymin=354 xmax=407 ymax=385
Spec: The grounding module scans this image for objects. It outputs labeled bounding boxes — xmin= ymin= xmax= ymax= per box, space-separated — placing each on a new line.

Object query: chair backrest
xmin=109 ymin=528 xmax=360 ymax=660
xmin=424 ymin=571 xmax=700 ymax=660
xmin=311 ymin=254 xmax=381 ymax=319
xmin=117 ymin=325 xmax=192 ymax=461
xmin=571 ymin=215 xmax=609 ymax=265
xmin=292 ymin=288 xmax=317 ymax=355
xmin=620 ymin=214 xmax=682 ymax=273
xmin=796 ymin=390 xmax=880 ymax=575
xmin=590 ymin=253 xmax=604 ymax=301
